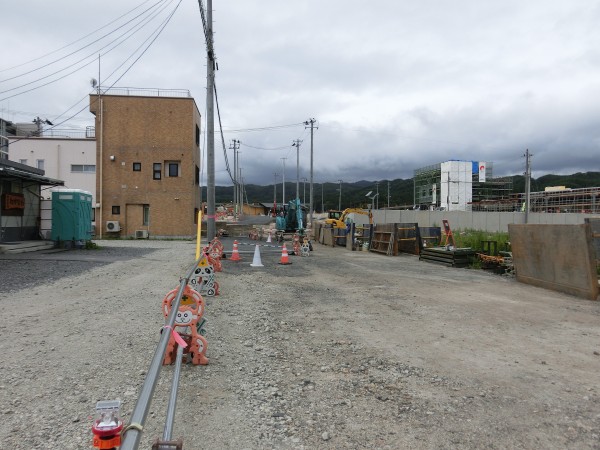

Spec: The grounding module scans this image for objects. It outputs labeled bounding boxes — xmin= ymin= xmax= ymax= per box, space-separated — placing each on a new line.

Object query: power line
xmin=6 ymin=0 xmax=183 ymax=145
xmin=240 ymin=142 xmax=290 ymax=151
xmin=0 ymin=0 xmax=176 ymax=101
xmin=213 ymin=81 xmax=234 ymax=182
xmin=222 ymin=123 xmax=305 ymax=133
xmin=0 ymin=0 xmax=157 ymax=74
xmin=0 ymin=0 xmax=168 ymax=84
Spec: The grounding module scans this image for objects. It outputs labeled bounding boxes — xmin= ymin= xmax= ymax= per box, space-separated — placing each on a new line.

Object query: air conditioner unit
xmin=135 ymin=230 xmax=149 ymax=239
xmin=106 ymin=221 xmax=120 ymax=232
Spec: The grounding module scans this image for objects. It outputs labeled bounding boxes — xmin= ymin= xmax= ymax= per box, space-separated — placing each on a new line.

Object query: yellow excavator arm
xmin=324 ymin=208 xmax=372 ymax=229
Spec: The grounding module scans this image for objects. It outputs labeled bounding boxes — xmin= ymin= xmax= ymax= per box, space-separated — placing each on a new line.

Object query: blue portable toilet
xmin=51 ymin=189 xmax=93 ymax=244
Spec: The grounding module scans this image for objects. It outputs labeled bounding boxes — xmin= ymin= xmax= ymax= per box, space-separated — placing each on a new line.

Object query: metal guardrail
xmin=120 ymin=255 xmax=201 ymax=450
xmin=98 ymin=86 xmax=191 ymax=98
xmin=41 ymin=128 xmax=95 ymax=139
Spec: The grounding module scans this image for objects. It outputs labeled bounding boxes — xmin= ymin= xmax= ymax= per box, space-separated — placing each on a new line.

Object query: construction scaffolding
xmin=470 ymin=187 xmax=600 ymax=213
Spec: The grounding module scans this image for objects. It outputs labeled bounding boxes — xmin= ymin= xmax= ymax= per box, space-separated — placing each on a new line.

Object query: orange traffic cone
xmin=230 ymin=240 xmax=241 ymax=261
xmin=279 ymin=243 xmax=292 ymax=265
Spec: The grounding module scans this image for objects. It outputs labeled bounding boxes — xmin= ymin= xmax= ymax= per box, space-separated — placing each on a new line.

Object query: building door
xmin=126 ymin=204 xmax=144 ymax=237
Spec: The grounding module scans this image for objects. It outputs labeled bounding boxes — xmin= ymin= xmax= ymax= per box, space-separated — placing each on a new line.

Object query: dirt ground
xmin=0 ymin=238 xmax=599 ymax=449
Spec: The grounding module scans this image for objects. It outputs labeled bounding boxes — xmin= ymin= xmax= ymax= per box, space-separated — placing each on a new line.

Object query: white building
xmin=415 ymin=160 xmax=497 ymax=211
xmin=8 ymin=135 xmax=97 ymax=205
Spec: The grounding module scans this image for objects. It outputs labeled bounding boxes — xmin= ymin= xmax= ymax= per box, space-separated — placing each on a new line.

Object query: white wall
xmin=440 ymin=160 xmax=472 ymax=211
xmin=8 ymin=138 xmax=96 ymax=203
xmin=353 ymin=209 xmax=600 ymax=233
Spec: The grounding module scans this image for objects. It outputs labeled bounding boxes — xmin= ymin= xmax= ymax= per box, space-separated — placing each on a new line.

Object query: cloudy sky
xmin=2 ymin=0 xmax=599 ymax=185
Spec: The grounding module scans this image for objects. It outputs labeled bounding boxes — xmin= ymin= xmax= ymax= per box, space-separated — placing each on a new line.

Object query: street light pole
xmin=292 ymin=140 xmax=301 ymax=201
xmin=338 ymin=179 xmax=343 ymax=210
xmin=281 ymin=157 xmax=287 ymax=207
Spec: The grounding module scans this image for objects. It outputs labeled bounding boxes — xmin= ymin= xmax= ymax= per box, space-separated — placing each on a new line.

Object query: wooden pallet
xmin=371 ymin=230 xmax=394 ymax=255
xmin=396 ymin=223 xmax=421 ymax=255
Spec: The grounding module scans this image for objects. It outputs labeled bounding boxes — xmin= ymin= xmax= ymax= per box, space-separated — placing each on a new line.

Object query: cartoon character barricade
xmin=203 ymin=237 xmax=224 ymax=272
xmin=190 ymin=255 xmax=220 ymax=297
xmin=161 ymin=285 xmax=209 ymax=365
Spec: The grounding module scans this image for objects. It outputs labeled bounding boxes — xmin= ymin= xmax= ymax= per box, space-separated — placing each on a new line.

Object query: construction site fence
xmin=352 ymin=210 xmax=600 ymax=234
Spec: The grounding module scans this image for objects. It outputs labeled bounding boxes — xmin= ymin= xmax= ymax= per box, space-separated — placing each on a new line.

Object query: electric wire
xmin=240 ymin=142 xmax=291 ymax=151
xmin=0 ymin=0 xmax=157 ymax=74
xmin=0 ymin=0 xmax=176 ymax=101
xmin=0 ymin=0 xmax=168 ymax=83
xmin=213 ymin=81 xmax=234 ymax=182
xmin=6 ymin=0 xmax=183 ymax=145
xmin=222 ymin=123 xmax=305 ymax=133
xmin=95 ymin=0 xmax=182 ymax=91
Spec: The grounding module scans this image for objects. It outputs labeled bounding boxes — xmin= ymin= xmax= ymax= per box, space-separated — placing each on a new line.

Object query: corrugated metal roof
xmin=0 ymin=162 xmax=64 ymax=186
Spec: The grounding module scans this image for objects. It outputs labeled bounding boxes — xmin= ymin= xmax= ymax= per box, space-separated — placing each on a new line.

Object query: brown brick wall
xmin=90 ymin=94 xmax=201 ymax=237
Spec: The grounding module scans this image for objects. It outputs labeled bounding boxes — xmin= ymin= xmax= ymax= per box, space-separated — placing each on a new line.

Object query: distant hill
xmin=213 ymin=172 xmax=600 ymax=212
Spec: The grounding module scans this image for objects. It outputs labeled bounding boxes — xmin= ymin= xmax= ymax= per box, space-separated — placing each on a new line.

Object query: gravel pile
xmin=1 ymin=238 xmax=598 ymax=449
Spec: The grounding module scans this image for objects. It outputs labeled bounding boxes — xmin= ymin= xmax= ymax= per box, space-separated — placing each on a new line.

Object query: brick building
xmin=90 ymin=88 xmax=201 ymax=238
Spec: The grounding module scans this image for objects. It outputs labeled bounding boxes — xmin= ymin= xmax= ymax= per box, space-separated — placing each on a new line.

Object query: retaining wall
xmin=351 ymin=210 xmax=600 ymax=233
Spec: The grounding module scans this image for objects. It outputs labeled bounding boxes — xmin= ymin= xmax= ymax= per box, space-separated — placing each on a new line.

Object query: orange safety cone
xmin=279 ymin=243 xmax=292 ymax=265
xmin=230 ymin=240 xmax=241 ymax=261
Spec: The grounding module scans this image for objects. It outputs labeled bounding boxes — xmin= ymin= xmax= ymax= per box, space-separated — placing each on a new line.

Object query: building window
xmin=133 ymin=162 xmax=141 ymax=171
xmin=112 ymin=205 xmax=120 ymax=215
xmin=153 ymin=163 xmax=162 ymax=180
xmin=19 ymin=159 xmax=27 ymax=165
xmin=196 ymin=124 xmax=200 ymax=147
xmin=36 ymin=159 xmax=45 ymax=170
xmin=166 ymin=161 xmax=180 ymax=177
xmin=195 ymin=165 xmax=200 ymax=185
xmin=71 ymin=164 xmax=96 ymax=173
xmin=143 ymin=204 xmax=150 ymax=225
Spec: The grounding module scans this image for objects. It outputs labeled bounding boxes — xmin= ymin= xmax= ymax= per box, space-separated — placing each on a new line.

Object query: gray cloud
xmin=2 ymin=0 xmax=599 ymax=186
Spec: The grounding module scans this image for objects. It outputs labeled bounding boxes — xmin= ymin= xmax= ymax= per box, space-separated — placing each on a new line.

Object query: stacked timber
xmin=419 ymin=247 xmax=475 ymax=268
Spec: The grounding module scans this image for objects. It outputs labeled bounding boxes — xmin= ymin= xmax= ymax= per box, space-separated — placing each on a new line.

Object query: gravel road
xmin=0 ymin=238 xmax=599 ymax=449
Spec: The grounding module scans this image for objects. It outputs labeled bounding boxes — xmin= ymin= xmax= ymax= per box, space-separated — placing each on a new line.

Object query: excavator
xmin=324 ymin=208 xmax=373 ymax=229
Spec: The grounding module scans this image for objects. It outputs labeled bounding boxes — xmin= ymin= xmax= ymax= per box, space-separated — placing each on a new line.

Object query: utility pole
xmin=304 ymin=118 xmax=317 ymax=228
xmin=205 ymin=0 xmax=216 ymax=240
xmin=321 ymin=183 xmax=324 ymax=213
xmin=281 ymin=157 xmax=287 ymax=207
xmin=230 ymin=139 xmax=240 ymax=219
xmin=375 ymin=181 xmax=379 ymax=210
xmin=273 ymin=172 xmax=278 ymax=215
xmin=236 ymin=151 xmax=242 ymax=217
xmin=292 ymin=139 xmax=302 ymax=201
xmin=302 ymin=177 xmax=307 ymax=205
xmin=240 ymin=170 xmax=244 ymax=213
xmin=387 ymin=181 xmax=390 ymax=208
xmin=338 ymin=179 xmax=343 ymax=210
xmin=524 ymin=149 xmax=532 ymax=223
